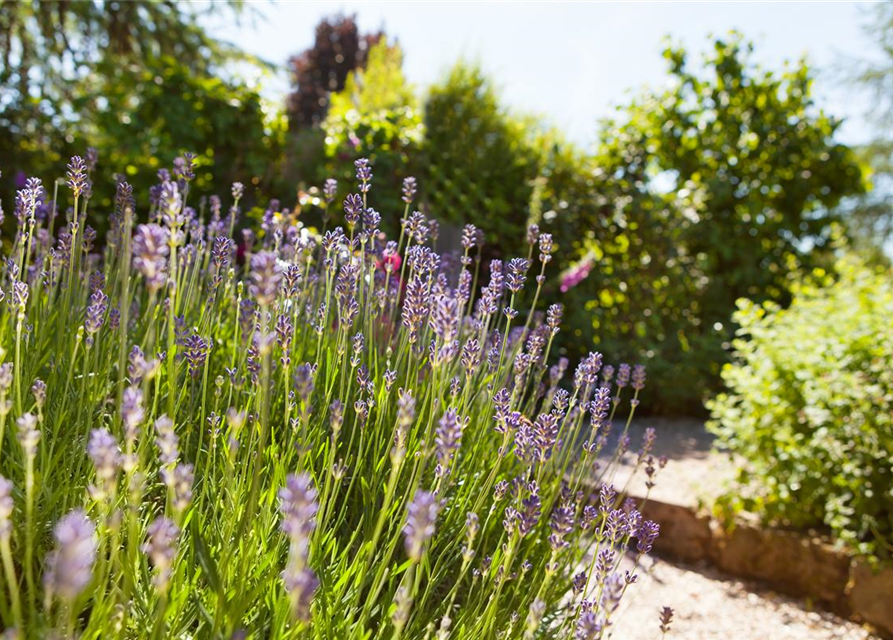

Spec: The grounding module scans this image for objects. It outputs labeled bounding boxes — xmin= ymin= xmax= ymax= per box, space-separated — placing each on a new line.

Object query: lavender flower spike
xmin=132 ymin=224 xmax=170 ymax=292
xmin=279 ymin=473 xmax=319 ymax=549
xmin=67 ymin=156 xmax=88 ymax=197
xmin=143 ymin=517 xmax=180 ymax=593
xmin=404 ymin=490 xmax=440 ymax=561
xmin=87 ymin=427 xmax=122 ymax=487
xmin=249 ymin=250 xmax=283 ymax=306
xmin=44 ymin=510 xmax=97 ymax=602
xmin=355 ymin=158 xmax=372 ymax=192
xmin=434 ymin=408 xmax=468 ymax=476
xmin=0 ymin=476 xmax=12 ymax=537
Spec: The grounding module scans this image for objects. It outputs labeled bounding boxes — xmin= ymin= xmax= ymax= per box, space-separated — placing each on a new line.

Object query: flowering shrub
xmin=0 ymin=154 xmax=666 ymax=638
xmin=709 ymin=257 xmax=893 ymax=559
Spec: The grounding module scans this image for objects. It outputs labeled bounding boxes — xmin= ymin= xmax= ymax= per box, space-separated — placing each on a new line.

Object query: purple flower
xmin=632 ymin=364 xmax=646 ymax=392
xmin=401 ymin=176 xmax=417 ymax=204
xmin=159 ymin=181 xmax=183 ymax=226
xmin=396 ymin=388 xmax=416 ymax=428
xmin=573 ymin=571 xmax=587 ymax=595
xmin=143 ymin=517 xmax=180 ymax=592
xmin=174 ymin=152 xmax=196 ymax=182
xmin=0 ymin=476 xmax=13 ymax=537
xmin=293 ymin=363 xmax=315 ymax=404
xmin=85 ymin=147 xmax=99 ymax=172
xmin=549 ymin=502 xmax=575 ymax=550
xmin=279 ymin=473 xmax=318 ymax=549
xmin=505 ymin=258 xmax=529 ymax=293
xmin=154 ymin=415 xmax=179 ymax=467
xmin=538 ymin=233 xmax=554 ymax=263
xmin=16 ymin=414 xmax=40 ymax=458
xmin=533 ymin=412 xmax=560 ymax=462
xmin=659 ymin=606 xmax=674 ymax=634
xmin=249 ymin=251 xmax=283 ymax=306
xmin=575 ymin=612 xmax=602 ymax=640
xmin=87 ymin=428 xmax=121 ymax=486
xmin=44 ymin=510 xmax=97 ymax=602
xmin=518 ymin=490 xmax=541 ymax=537
xmin=170 ymin=463 xmax=194 ymax=512
xmin=461 ymin=224 xmax=477 ymax=251
xmin=31 ymin=379 xmax=46 ymax=408
xmin=122 ymin=386 xmax=145 ymax=442
xmin=183 ymin=334 xmax=210 ymax=377
xmin=323 ymin=178 xmax=338 ymax=204
xmin=434 ymin=408 xmax=468 ymax=476
xmin=133 ymin=224 xmax=170 ymax=292
xmin=284 ymin=567 xmax=319 ymax=622
xmin=616 ymin=364 xmax=631 ymax=389
xmin=636 ymin=520 xmax=660 ymax=554
xmin=406 ymin=211 xmax=428 ymax=244
xmin=401 ymin=274 xmax=430 ymax=343
xmin=279 ymin=473 xmax=319 ymax=620
xmin=589 ymin=386 xmax=611 ymax=431
xmin=354 ymin=158 xmax=372 ymax=192
xmin=343 ymin=193 xmax=363 ymax=226
xmin=404 ymin=490 xmax=440 ymax=561
xmin=67 ymin=156 xmax=88 ymax=197
xmin=212 ymin=236 xmax=234 ymax=270
xmin=85 ymin=289 xmax=108 ymax=338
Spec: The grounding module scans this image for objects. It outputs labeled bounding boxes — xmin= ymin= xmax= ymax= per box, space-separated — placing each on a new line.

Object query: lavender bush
xmin=0 ymin=155 xmax=667 ymax=638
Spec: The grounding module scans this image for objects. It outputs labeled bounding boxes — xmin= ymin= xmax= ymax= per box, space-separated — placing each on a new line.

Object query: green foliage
xmin=88 ymin=55 xmax=285 ymax=212
xmin=708 ymin=257 xmax=893 ymax=559
xmin=422 ymin=63 xmax=542 ymax=258
xmin=329 ymin=41 xmax=417 ymax=118
xmin=538 ymin=132 xmax=710 ymax=414
xmin=0 ymin=0 xmax=254 ymax=203
xmin=541 ymin=35 xmax=865 ymax=414
xmin=320 ymin=42 xmax=424 ymax=234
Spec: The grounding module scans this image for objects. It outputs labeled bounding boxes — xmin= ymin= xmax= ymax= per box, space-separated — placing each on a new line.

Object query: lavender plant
xmin=0 ymin=156 xmax=667 ymax=639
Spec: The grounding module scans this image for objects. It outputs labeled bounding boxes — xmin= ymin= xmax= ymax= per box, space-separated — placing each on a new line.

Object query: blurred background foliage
xmin=0 ymin=0 xmax=282 ymax=217
xmin=1 ymin=7 xmax=885 ymax=416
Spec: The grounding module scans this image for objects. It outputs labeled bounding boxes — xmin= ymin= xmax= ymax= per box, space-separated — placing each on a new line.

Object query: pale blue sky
xmin=208 ymin=1 xmax=882 ymax=147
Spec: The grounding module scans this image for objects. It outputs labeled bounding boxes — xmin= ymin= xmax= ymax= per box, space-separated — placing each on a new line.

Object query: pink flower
xmin=560 ymin=258 xmax=594 ymax=293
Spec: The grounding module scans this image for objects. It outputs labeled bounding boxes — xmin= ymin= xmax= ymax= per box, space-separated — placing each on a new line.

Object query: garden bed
xmin=605 ymin=418 xmax=893 ymax=639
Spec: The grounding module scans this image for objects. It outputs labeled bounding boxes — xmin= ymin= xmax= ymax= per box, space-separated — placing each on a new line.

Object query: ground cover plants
xmin=0 ymin=154 xmax=667 ymax=639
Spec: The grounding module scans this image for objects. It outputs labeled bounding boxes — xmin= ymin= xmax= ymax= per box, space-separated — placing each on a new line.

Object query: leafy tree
xmin=286 ymin=14 xmax=382 ymax=130
xmin=422 ymin=63 xmax=542 ymax=258
xmin=0 ymin=1 xmax=246 ymax=182
xmin=88 ymin=55 xmax=285 ymax=213
xmin=285 ymin=14 xmax=383 ymax=185
xmin=543 ymin=35 xmax=864 ymax=413
xmin=321 ymin=40 xmax=423 ymax=234
xmin=0 ymin=0 xmax=284 ymax=230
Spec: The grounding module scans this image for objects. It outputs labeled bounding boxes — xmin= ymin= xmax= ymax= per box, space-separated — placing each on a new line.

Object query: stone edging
xmin=635 ymin=497 xmax=893 ymax=639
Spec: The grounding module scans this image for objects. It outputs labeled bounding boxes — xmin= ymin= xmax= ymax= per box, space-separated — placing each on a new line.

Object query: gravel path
xmin=595 ymin=419 xmax=881 ymax=640
xmin=608 ymin=555 xmax=879 ymax=640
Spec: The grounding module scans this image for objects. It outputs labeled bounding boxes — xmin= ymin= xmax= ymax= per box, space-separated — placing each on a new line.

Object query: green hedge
xmin=708 ymin=257 xmax=893 ymax=559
